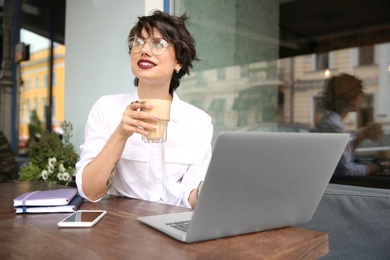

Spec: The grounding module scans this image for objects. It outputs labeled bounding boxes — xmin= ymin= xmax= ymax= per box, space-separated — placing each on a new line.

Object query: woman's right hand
xmin=116 ymin=101 xmax=159 ymax=139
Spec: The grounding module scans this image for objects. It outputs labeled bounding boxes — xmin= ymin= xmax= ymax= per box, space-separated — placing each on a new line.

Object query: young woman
xmin=76 ymin=11 xmax=213 ymax=208
xmin=313 ymin=73 xmax=389 ymax=176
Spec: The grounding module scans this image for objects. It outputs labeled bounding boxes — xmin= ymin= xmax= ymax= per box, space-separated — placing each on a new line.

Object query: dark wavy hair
xmin=128 ymin=10 xmax=199 ymax=95
xmin=323 ymin=73 xmax=364 ymax=113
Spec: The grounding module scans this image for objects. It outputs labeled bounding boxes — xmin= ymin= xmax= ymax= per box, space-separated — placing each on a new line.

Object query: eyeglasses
xmin=127 ymin=37 xmax=171 ymax=56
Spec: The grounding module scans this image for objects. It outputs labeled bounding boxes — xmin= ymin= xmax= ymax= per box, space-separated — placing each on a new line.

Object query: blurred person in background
xmin=312 ymin=73 xmax=389 ymax=176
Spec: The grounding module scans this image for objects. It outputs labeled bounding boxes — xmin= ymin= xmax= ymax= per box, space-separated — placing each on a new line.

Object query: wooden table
xmin=0 ymin=182 xmax=328 ymax=259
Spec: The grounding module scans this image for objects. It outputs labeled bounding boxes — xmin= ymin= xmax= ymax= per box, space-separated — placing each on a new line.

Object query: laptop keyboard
xmin=166 ymin=220 xmax=191 ymax=232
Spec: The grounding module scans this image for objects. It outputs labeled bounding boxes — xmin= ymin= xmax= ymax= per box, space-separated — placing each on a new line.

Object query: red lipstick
xmin=137 ymin=59 xmax=156 ymax=69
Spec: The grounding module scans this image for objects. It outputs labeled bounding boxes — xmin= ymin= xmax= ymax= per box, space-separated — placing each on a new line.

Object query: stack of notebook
xmin=13 ymin=188 xmax=83 ymax=214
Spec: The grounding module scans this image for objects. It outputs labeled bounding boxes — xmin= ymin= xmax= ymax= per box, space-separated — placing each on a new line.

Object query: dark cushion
xmin=300 ymin=183 xmax=390 ymax=259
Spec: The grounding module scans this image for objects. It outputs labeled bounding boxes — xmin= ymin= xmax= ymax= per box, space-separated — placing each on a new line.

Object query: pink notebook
xmin=13 ymin=188 xmax=78 ymax=206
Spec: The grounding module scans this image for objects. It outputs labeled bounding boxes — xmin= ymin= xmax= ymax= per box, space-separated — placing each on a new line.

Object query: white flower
xmin=48 ymin=164 xmax=55 ymax=174
xmin=62 ymin=172 xmax=71 ymax=181
xmin=59 ymin=163 xmax=66 ymax=172
xmin=48 ymin=157 xmax=57 ymax=167
xmin=41 ymin=170 xmax=49 ymax=180
xmin=57 ymin=172 xmax=63 ymax=181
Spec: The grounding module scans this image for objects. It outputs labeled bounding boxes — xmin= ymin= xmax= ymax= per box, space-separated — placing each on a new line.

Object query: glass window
xmin=52 ymin=97 xmax=56 ymax=121
xmin=53 ymin=72 xmax=57 ymax=86
xmin=358 ymin=46 xmax=374 ymax=66
xmin=18 ymin=29 xmax=64 ymax=148
xmin=42 ymin=99 xmax=48 ymax=125
xmin=35 ymin=76 xmax=39 ymax=89
xmin=315 ymin=53 xmax=329 ymax=71
xmin=15 ymin=1 xmax=390 ymax=166
xmin=175 ymin=1 xmax=280 ymax=144
xmin=27 ymin=100 xmax=31 ymax=122
xmin=173 ymin=1 xmax=388 ymax=149
xmin=27 ymin=78 xmax=32 ymax=89
xmin=34 ymin=98 xmax=38 ymax=112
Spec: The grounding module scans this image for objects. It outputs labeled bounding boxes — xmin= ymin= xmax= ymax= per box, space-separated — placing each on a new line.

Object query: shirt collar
xmin=327 ymin=110 xmax=343 ymax=122
xmin=326 ymin=110 xmax=346 ymax=131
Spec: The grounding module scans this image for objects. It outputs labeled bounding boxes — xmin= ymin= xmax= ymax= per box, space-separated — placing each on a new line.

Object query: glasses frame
xmin=126 ymin=37 xmax=172 ymax=56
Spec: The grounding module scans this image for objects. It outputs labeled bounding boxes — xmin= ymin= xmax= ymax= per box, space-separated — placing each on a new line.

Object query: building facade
xmin=278 ymin=43 xmax=390 ymax=132
xmin=18 ymin=44 xmax=65 ymax=141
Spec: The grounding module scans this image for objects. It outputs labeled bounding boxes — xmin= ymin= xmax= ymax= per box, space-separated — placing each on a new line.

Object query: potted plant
xmin=19 ymin=121 xmax=79 ymax=186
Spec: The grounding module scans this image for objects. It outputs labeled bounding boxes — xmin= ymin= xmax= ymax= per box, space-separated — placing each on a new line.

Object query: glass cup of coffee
xmin=140 ymin=99 xmax=171 ymax=143
xmin=367 ymin=122 xmax=383 ymax=142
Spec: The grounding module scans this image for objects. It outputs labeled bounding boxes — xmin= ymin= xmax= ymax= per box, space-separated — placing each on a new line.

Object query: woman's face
xmin=349 ymin=92 xmax=364 ymax=111
xmin=130 ymin=28 xmax=181 ymax=86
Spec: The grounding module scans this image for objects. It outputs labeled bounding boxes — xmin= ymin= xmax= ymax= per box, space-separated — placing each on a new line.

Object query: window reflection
xmin=18 ymin=30 xmax=65 ymax=154
xmin=316 ymin=53 xmax=329 ymax=71
xmin=16 ymin=2 xmax=390 ymax=157
xmin=358 ymin=46 xmax=374 ymax=66
xmin=173 ymin=1 xmax=389 ymax=149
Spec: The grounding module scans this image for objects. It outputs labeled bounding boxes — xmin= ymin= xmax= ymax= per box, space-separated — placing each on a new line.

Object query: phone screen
xmin=58 ymin=210 xmax=107 ymax=227
xmin=64 ymin=211 xmax=103 ymax=222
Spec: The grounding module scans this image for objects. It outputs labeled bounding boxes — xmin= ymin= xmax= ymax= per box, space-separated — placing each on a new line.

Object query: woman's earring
xmin=176 ymin=68 xmax=181 ymax=73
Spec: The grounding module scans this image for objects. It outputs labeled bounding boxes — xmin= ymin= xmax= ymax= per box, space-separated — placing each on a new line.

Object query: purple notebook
xmin=13 ymin=188 xmax=78 ymax=206
xmin=15 ymin=195 xmax=83 ymax=214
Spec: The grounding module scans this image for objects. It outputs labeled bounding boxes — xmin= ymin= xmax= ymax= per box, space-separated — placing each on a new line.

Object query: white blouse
xmin=76 ymin=91 xmax=213 ymax=208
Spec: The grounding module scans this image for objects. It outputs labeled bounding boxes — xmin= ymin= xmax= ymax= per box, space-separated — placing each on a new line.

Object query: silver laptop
xmin=138 ymin=132 xmax=349 ymax=243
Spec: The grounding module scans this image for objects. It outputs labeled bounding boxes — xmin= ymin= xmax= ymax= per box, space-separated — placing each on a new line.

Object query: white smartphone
xmin=57 ymin=210 xmax=107 ymax=228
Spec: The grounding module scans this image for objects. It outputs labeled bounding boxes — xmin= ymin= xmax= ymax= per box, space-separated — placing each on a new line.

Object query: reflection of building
xmin=179 ymin=43 xmax=390 ymax=139
xmin=179 ymin=61 xmax=279 ymax=134
xmin=278 ymin=43 xmax=390 ymax=131
xmin=18 ymin=45 xmax=65 ymax=139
